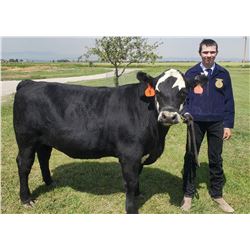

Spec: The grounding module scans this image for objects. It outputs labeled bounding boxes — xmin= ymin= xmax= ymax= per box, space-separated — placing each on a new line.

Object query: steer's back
xmin=14 ymin=80 xmax=154 ymax=159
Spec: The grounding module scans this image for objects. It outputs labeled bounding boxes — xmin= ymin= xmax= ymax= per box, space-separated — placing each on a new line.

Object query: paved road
xmin=1 ymin=68 xmax=138 ymax=97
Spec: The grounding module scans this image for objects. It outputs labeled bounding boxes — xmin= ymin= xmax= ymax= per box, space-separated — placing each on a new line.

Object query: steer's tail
xmin=16 ymin=79 xmax=33 ymax=91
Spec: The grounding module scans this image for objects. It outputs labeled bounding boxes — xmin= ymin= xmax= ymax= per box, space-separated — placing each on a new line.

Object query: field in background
xmin=2 ymin=61 xmax=249 ymax=81
xmin=1 ymin=62 xmax=250 ymax=213
xmin=1 ymin=62 xmax=112 ymax=80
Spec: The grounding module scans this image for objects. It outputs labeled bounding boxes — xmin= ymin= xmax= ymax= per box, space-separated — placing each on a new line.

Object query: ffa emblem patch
xmin=215 ymin=78 xmax=224 ymax=88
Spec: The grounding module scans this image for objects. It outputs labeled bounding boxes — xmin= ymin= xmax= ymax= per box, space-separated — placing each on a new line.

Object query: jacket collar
xmin=200 ymin=63 xmax=216 ymax=74
xmin=188 ymin=62 xmax=226 ymax=76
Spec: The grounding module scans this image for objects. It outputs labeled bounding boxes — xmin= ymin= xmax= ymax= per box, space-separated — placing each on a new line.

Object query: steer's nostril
xmin=161 ymin=113 xmax=167 ymax=120
xmin=172 ymin=114 xmax=177 ymax=120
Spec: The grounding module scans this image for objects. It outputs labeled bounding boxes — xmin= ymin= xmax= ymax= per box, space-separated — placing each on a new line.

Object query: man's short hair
xmin=199 ymin=39 xmax=218 ymax=53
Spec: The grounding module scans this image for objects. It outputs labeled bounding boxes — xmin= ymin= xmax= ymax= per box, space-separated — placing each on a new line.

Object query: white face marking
xmin=156 ymin=69 xmax=185 ymax=92
xmin=155 ymin=99 xmax=160 ymax=112
xmin=179 ymin=103 xmax=184 ymax=112
xmin=141 ymin=154 xmax=150 ymax=164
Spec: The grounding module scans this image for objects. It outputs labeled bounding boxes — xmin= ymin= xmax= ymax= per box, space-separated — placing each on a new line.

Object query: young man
xmin=181 ymin=39 xmax=235 ymax=213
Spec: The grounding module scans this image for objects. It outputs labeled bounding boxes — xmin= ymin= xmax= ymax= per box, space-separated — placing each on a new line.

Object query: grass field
xmin=1 ymin=62 xmax=250 ymax=214
xmin=1 ymin=62 xmax=112 ymax=80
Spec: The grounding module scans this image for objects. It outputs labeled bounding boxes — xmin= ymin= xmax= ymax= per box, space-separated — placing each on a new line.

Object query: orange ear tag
xmin=145 ymin=84 xmax=156 ymax=97
xmin=194 ymin=84 xmax=203 ymax=94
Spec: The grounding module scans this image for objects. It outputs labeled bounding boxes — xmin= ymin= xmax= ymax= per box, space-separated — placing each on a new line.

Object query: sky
xmin=1 ymin=36 xmax=249 ymax=62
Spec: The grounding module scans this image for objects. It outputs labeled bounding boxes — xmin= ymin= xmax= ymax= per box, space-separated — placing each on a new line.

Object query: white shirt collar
xmin=200 ymin=63 xmax=215 ymax=75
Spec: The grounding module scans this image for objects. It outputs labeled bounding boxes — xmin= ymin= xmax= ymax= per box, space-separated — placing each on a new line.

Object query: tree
xmin=78 ymin=47 xmax=94 ymax=67
xmin=87 ymin=37 xmax=162 ymax=86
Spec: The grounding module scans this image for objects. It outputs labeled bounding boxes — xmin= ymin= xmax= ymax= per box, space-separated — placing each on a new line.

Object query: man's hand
xmin=223 ymin=128 xmax=232 ymax=140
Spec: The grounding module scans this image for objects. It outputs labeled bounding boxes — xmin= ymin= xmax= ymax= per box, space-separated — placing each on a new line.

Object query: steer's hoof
xmin=22 ymin=199 xmax=36 ymax=208
xmin=127 ymin=208 xmax=139 ymax=214
xmin=127 ymin=210 xmax=139 ymax=214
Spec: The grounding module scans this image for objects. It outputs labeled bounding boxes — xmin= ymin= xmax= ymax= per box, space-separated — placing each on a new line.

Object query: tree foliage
xmin=87 ymin=37 xmax=162 ymax=86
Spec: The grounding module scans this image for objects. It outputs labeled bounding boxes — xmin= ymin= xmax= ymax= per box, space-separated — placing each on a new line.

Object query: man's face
xmin=200 ymin=45 xmax=218 ymax=68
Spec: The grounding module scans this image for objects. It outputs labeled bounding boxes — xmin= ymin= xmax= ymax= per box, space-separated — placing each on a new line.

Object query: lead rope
xmin=182 ymin=113 xmax=200 ymax=167
xmin=189 ymin=119 xmax=199 ymax=167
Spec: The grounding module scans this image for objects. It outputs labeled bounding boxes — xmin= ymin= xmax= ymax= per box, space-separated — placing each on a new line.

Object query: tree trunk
xmin=114 ymin=67 xmax=119 ymax=87
xmin=114 ymin=77 xmax=119 ymax=87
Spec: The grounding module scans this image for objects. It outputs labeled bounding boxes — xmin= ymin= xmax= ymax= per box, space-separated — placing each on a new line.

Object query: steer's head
xmin=137 ymin=68 xmax=207 ymax=126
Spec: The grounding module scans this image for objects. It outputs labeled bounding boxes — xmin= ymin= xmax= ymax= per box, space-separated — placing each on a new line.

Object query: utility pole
xmin=242 ymin=36 xmax=248 ymax=63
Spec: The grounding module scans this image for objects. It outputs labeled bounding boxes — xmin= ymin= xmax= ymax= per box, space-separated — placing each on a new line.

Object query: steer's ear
xmin=137 ymin=71 xmax=153 ymax=84
xmin=186 ymin=74 xmax=208 ymax=89
xmin=137 ymin=71 xmax=156 ymax=97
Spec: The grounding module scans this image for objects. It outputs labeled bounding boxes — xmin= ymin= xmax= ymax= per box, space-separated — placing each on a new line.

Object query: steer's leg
xmin=135 ymin=164 xmax=144 ymax=196
xmin=16 ymin=145 xmax=36 ymax=206
xmin=37 ymin=145 xmax=53 ymax=185
xmin=121 ymin=159 xmax=140 ymax=214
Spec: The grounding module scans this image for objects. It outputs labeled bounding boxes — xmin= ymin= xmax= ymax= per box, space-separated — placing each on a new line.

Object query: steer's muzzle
xmin=158 ymin=111 xmax=182 ymax=126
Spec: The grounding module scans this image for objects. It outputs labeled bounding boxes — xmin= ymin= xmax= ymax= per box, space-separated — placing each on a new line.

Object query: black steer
xmin=13 ymin=69 xmax=206 ymax=213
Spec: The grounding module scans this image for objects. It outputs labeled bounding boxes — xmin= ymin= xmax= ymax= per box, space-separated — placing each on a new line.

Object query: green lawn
xmin=1 ymin=62 xmax=250 ymax=214
xmin=1 ymin=62 xmax=112 ymax=80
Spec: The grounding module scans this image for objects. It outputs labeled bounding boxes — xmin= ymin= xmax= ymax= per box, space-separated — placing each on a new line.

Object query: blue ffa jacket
xmin=184 ymin=63 xmax=235 ymax=128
